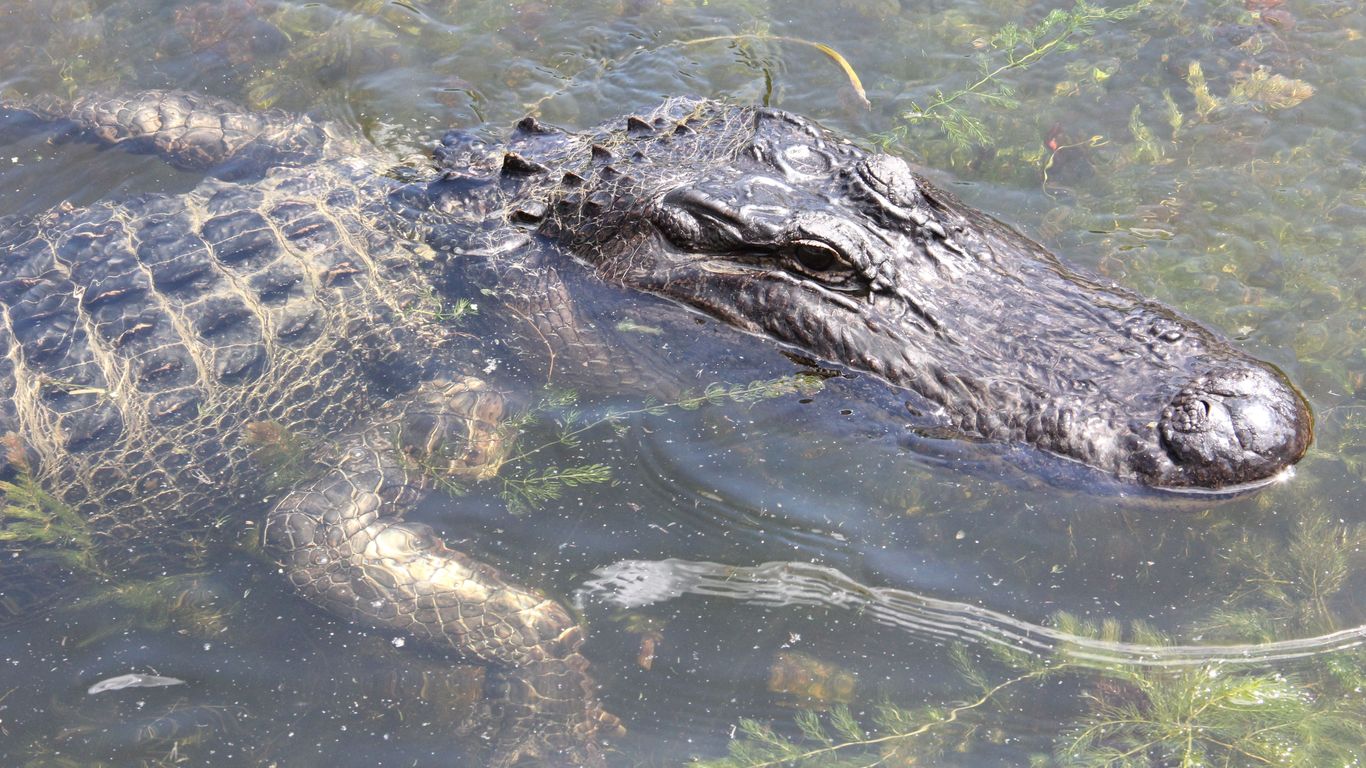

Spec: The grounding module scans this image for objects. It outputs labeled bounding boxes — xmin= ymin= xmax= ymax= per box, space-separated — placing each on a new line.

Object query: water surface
xmin=1 ymin=0 xmax=1363 ymax=765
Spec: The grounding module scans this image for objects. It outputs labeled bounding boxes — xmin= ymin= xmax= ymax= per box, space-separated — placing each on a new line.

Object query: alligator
xmin=0 ymin=91 xmax=1311 ymax=764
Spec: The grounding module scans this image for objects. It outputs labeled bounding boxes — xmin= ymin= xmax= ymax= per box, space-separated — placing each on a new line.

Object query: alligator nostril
xmin=1167 ymin=398 xmax=1211 ymax=433
xmin=1157 ymin=365 xmax=1312 ymax=489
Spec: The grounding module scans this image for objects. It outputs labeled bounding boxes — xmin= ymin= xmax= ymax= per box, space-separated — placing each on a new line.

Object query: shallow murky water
xmin=1 ymin=0 xmax=1364 ymax=765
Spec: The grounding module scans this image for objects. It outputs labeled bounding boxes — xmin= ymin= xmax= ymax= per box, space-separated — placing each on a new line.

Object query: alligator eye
xmin=791 ymin=240 xmax=841 ymax=272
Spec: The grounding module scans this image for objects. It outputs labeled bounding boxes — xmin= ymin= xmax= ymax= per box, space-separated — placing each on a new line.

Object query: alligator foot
xmin=264 ymin=376 xmax=620 ymax=765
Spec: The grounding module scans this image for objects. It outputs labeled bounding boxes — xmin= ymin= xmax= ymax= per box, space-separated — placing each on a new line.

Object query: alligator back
xmin=0 ymin=161 xmax=443 ymax=560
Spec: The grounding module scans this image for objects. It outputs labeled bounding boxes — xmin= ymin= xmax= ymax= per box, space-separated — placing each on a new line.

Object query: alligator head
xmin=470 ymin=98 xmax=1312 ymax=493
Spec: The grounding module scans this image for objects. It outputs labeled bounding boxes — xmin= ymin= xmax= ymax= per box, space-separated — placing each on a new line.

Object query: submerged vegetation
xmin=242 ymin=420 xmax=318 ymax=494
xmin=702 ymin=499 xmax=1366 ymax=767
xmin=704 ymin=627 xmax=1366 ymax=767
xmin=1058 ymin=657 xmax=1365 ymax=767
xmin=1 ymin=435 xmax=98 ymax=597
xmin=1200 ymin=512 xmax=1366 ymax=642
xmin=65 ymin=574 xmax=234 ymax=647
xmin=420 ymin=374 xmax=827 ymax=515
xmin=0 ymin=471 xmax=95 ymax=577
xmin=891 ymin=0 xmax=1150 ymax=153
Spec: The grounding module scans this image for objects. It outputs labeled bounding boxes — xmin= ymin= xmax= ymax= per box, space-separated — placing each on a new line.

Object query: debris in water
xmin=87 ymin=673 xmax=186 ymax=695
xmin=768 ymin=651 xmax=856 ymax=706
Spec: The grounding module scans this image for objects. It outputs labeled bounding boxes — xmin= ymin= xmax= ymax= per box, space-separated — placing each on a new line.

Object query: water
xmin=1 ymin=0 xmax=1363 ymax=765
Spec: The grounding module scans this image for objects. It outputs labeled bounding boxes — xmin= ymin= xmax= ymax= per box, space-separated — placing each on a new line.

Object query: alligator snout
xmin=1157 ymin=365 xmax=1312 ymax=490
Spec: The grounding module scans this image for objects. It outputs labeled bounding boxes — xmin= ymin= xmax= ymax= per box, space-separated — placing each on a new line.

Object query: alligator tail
xmin=0 ymin=90 xmax=335 ymax=174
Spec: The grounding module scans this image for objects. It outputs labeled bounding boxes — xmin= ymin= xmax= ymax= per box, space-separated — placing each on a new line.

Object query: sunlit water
xmin=1 ymin=0 xmax=1363 ymax=765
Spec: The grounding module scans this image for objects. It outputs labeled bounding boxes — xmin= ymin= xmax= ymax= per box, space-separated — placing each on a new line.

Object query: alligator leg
xmin=0 ymin=90 xmax=340 ymax=173
xmin=263 ymin=376 xmax=621 ymax=766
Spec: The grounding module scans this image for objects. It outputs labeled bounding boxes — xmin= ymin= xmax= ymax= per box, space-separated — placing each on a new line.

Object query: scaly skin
xmin=0 ymin=92 xmax=617 ymax=765
xmin=0 ymin=155 xmax=433 ymax=541
xmin=4 ymin=90 xmax=341 ymax=171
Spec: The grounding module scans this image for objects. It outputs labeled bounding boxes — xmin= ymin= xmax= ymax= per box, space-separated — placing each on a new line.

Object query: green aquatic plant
xmin=1199 ymin=509 xmax=1366 ymax=644
xmin=495 ymin=375 xmax=828 ymax=513
xmin=18 ymin=699 xmax=247 ymax=768
xmin=506 ymin=21 xmax=870 ymax=119
xmin=499 ymin=462 xmax=614 ymax=516
xmin=1184 ymin=62 xmax=1315 ymax=120
xmin=1185 ymin=61 xmax=1221 ymax=119
xmin=1049 ymin=611 xmax=1364 ymax=765
xmin=677 ymin=34 xmax=870 ymax=108
xmin=1053 ymin=609 xmax=1366 ymax=767
xmin=1125 ymin=105 xmax=1164 ymax=165
xmin=1 ymin=470 xmax=96 ymax=576
xmin=499 ymin=374 xmax=829 ymax=463
xmin=699 ymin=643 xmax=1082 ymax=767
xmin=891 ymin=0 xmax=1149 ymax=152
xmin=415 ymin=374 xmax=827 ymax=515
xmin=401 ymin=281 xmax=481 ymax=326
xmin=70 ymin=573 xmax=232 ymax=646
xmin=1058 ymin=660 xmax=1365 ymax=767
xmin=705 ymin=611 xmax=1366 ymax=767
xmin=1318 ymin=407 xmax=1366 ymax=479
xmin=1227 ymin=69 xmax=1315 ymax=112
xmin=1161 ymin=90 xmax=1184 ymax=141
xmin=243 ymin=420 xmax=318 ymax=494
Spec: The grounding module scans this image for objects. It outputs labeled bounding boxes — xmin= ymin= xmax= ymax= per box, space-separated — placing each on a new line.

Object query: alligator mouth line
xmin=1047 ymin=447 xmax=1300 ymax=500
xmin=692 ymin=259 xmax=867 ymax=312
xmin=1148 ymin=465 xmax=1297 ymax=497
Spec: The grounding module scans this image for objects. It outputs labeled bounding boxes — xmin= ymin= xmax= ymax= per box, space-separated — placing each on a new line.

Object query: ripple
xmin=579 ymin=558 xmax=1366 ymax=667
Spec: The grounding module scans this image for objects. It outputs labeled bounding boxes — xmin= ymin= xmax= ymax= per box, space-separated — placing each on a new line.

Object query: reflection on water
xmin=582 ymin=558 xmax=1366 ymax=667
xmin=1 ymin=0 xmax=1364 ymax=765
